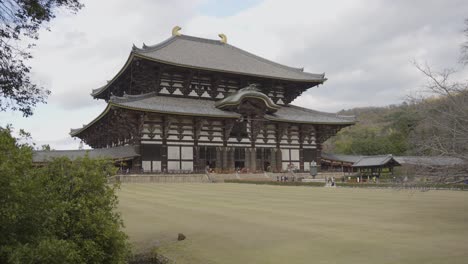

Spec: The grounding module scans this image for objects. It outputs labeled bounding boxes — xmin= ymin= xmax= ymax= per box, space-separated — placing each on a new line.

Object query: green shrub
xmin=336 ymin=182 xmax=468 ymax=190
xmin=0 ymin=128 xmax=130 ymax=263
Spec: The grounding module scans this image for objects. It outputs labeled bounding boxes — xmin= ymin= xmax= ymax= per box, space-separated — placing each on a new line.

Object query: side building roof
xmin=33 ymin=145 xmax=139 ymax=163
xmin=352 ymin=155 xmax=401 ymax=168
xmin=321 ymin=153 xmax=363 ymax=163
xmin=323 ymin=153 xmax=465 ymax=167
xmin=92 ymin=34 xmax=326 ymax=98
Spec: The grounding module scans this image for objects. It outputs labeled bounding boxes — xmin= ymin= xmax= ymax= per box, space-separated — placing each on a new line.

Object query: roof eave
xmin=91 ymin=52 xmax=136 ymax=98
xmin=133 ymin=53 xmax=326 ymax=83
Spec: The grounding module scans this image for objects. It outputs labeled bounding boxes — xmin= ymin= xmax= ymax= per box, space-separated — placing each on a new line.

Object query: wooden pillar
xmin=245 ymin=148 xmax=251 ymax=170
xmin=131 ymin=113 xmax=144 ymax=172
xmin=275 ymin=123 xmax=284 ymax=172
xmin=270 ymin=148 xmax=277 ymax=173
xmin=193 ymin=118 xmax=202 ymax=172
xmin=299 ymin=126 xmax=304 ymax=172
xmin=216 ymin=147 xmax=222 ymax=172
xmin=316 ymin=143 xmax=322 ymax=168
xmin=161 ymin=116 xmax=169 ymax=172
xmin=229 ymin=148 xmax=235 ymax=171
xmin=276 ymin=149 xmax=282 ymax=172
xmin=222 ymin=147 xmax=227 ymax=171
xmin=250 ymin=148 xmax=257 ymax=172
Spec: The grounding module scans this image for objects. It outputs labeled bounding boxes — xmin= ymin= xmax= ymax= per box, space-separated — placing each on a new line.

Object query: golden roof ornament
xmin=218 ymin=33 xmax=227 ymax=44
xmin=172 ymin=26 xmax=182 ymax=36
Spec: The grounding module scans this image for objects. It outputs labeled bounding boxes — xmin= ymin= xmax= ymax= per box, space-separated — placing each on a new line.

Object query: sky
xmin=1 ymin=0 xmax=467 ymax=150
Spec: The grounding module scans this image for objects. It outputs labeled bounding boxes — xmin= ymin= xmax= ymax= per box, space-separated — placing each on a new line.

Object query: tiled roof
xmin=112 ymin=92 xmax=354 ymax=124
xmin=352 ymin=155 xmax=401 ymax=168
xmin=323 ymin=153 xmax=465 ymax=167
xmin=321 ymin=153 xmax=363 ymax=163
xmin=111 ymin=92 xmax=241 ymax=118
xmin=134 ymin=35 xmax=325 ymax=82
xmin=70 ymin=93 xmax=354 ymax=137
xmin=92 ymin=35 xmax=327 ymax=97
xmin=269 ymin=105 xmax=355 ymax=124
xmin=33 ymin=145 xmax=139 ymax=163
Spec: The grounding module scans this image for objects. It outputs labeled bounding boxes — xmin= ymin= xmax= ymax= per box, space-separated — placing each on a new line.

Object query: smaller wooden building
xmin=352 ymin=155 xmax=401 ymax=178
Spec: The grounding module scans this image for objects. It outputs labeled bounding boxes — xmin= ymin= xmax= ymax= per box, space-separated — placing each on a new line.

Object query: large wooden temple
xmin=70 ymin=27 xmax=355 ymax=173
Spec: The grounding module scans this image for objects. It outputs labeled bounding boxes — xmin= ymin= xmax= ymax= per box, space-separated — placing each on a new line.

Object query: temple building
xmin=69 ymin=27 xmax=355 ymax=173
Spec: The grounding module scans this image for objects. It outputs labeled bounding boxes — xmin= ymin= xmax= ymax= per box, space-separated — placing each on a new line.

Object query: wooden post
xmin=161 ymin=116 xmax=169 ymax=172
xmin=250 ymin=148 xmax=257 ymax=172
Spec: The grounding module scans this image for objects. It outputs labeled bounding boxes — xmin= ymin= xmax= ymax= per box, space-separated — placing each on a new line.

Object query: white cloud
xmin=1 ymin=0 xmax=467 ymax=149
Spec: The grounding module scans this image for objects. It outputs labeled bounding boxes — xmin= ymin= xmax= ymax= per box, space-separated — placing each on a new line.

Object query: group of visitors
xmin=277 ymin=175 xmax=295 ymax=182
xmin=325 ymin=176 xmax=336 ymax=186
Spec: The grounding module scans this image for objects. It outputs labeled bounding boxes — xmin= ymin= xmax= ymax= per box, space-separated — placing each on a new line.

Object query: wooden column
xmin=270 ymin=149 xmax=276 ymax=173
xmin=223 ymin=120 xmax=234 ymax=172
xmin=245 ymin=148 xmax=251 ymax=171
xmin=275 ymin=123 xmax=288 ymax=172
xmin=250 ymin=148 xmax=257 ymax=172
xmin=216 ymin=147 xmax=222 ymax=172
xmin=315 ymin=125 xmax=323 ymax=167
xmin=228 ymin=148 xmax=235 ymax=172
xmin=161 ymin=116 xmax=170 ymax=172
xmin=299 ymin=125 xmax=304 ymax=172
xmin=193 ymin=118 xmax=203 ymax=172
xmin=222 ymin=147 xmax=228 ymax=171
xmin=133 ymin=113 xmax=144 ymax=172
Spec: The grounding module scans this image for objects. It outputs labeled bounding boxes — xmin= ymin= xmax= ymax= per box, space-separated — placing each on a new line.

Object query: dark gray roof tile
xmin=33 ymin=145 xmax=139 ymax=163
xmin=352 ymin=155 xmax=401 ymax=167
xmin=134 ymin=35 xmax=325 ymax=82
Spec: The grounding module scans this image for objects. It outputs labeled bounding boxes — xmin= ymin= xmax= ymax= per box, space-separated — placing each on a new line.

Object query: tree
xmin=325 ymin=106 xmax=418 ymax=156
xmin=461 ymin=18 xmax=468 ymax=64
xmin=410 ymin=65 xmax=468 ymax=162
xmin=407 ymin=19 xmax=468 ymax=180
xmin=0 ymin=127 xmax=130 ymax=263
xmin=0 ymin=0 xmax=83 ymax=116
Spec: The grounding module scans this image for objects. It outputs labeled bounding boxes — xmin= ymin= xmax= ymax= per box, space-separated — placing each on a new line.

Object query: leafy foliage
xmin=462 ymin=18 xmax=468 ymax=64
xmin=325 ymin=104 xmax=420 ymax=155
xmin=0 ymin=127 xmax=130 ymax=263
xmin=0 ymin=0 xmax=83 ymax=116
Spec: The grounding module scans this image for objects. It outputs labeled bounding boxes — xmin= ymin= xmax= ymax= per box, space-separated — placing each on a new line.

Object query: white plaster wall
xmin=152 ymin=161 xmax=161 ymax=171
xmin=168 ymin=161 xmax=180 ymax=170
xmin=290 ymin=149 xmax=299 ymax=161
xmin=168 ymin=146 xmax=180 ymax=159
xmin=142 ymin=161 xmax=151 ymax=172
xmin=181 ymin=147 xmax=193 ymax=159
xmin=181 ymin=161 xmax=193 ymax=171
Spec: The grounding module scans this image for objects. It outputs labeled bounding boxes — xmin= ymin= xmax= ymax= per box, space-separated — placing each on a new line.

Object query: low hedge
xmin=336 ymin=182 xmax=468 ymax=190
xmin=224 ymin=179 xmax=326 ymax=187
xmin=224 ymin=180 xmax=467 ymax=190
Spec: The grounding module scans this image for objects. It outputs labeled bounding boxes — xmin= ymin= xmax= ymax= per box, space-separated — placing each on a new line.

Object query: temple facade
xmin=70 ymin=27 xmax=355 ymax=173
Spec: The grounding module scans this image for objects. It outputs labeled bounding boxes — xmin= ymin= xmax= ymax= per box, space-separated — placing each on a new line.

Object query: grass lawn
xmin=118 ymin=184 xmax=468 ymax=264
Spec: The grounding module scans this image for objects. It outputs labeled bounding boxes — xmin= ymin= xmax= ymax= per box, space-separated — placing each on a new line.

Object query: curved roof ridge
xmin=90 ymin=52 xmax=135 ymax=97
xmin=133 ymin=35 xmax=179 ymax=52
xmin=224 ymin=41 xmax=320 ymax=76
xmin=110 ymin=91 xmax=158 ymax=103
xmin=136 ymin=34 xmax=324 ymax=78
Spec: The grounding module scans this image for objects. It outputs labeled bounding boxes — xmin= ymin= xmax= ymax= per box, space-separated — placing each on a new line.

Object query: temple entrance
xmin=198 ymin=146 xmax=217 ymax=171
xmin=256 ymin=148 xmax=273 ymax=172
xmin=234 ymin=147 xmax=245 ymax=171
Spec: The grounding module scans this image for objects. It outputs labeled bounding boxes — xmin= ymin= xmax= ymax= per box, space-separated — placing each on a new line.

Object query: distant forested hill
xmin=323 ymin=103 xmax=421 ymax=155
